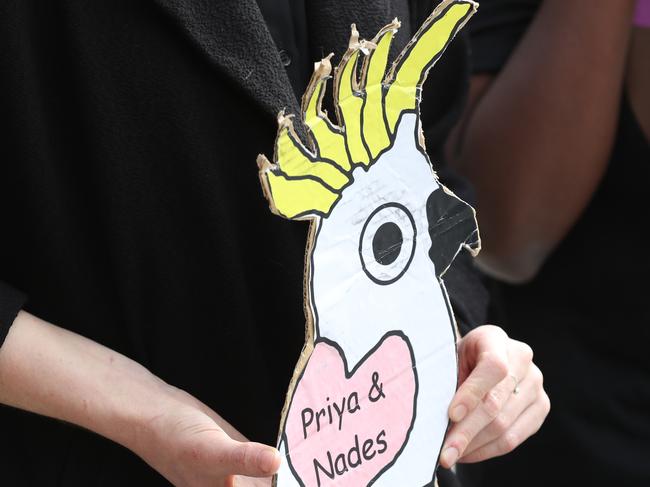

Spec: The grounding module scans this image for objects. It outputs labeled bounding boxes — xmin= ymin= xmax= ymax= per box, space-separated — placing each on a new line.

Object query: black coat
xmin=0 ymin=1 xmax=485 ymax=484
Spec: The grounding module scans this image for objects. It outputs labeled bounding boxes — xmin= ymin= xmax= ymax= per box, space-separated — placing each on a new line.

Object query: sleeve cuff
xmin=0 ymin=281 xmax=27 ymax=349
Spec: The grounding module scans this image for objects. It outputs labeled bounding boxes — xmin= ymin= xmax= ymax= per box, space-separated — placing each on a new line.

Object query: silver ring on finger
xmin=510 ymin=374 xmax=520 ymax=395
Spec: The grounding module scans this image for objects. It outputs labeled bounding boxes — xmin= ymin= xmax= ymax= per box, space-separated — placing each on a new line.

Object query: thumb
xmin=217 ymin=438 xmax=281 ymax=478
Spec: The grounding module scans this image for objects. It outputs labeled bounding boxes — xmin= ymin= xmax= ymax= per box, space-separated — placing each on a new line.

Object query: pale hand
xmin=440 ymin=325 xmax=550 ymax=467
xmin=0 ymin=312 xmax=279 ymax=487
xmin=126 ymin=386 xmax=279 ymax=487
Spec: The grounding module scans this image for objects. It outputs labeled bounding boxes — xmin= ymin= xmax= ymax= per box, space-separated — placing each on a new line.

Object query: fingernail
xmin=450 ymin=404 xmax=467 ymax=422
xmin=259 ymin=448 xmax=280 ymax=474
xmin=441 ymin=447 xmax=459 ymax=467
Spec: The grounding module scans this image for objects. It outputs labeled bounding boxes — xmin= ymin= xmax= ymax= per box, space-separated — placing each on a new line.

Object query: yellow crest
xmin=257 ymin=0 xmax=477 ymax=220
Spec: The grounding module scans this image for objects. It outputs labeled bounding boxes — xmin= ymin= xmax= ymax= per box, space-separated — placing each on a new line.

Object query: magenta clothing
xmin=635 ymin=0 xmax=650 ymax=27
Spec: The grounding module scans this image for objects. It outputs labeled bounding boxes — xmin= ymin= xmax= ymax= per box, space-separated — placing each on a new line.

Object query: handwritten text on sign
xmin=284 ymin=333 xmax=417 ymax=486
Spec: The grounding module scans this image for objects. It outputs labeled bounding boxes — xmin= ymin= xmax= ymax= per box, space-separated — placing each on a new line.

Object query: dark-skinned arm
xmin=447 ymin=0 xmax=636 ymax=283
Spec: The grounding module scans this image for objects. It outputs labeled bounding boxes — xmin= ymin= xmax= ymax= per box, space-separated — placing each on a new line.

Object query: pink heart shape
xmin=283 ymin=332 xmax=417 ymax=486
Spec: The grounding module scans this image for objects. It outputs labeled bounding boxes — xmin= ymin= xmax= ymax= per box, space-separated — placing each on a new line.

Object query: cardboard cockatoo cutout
xmin=257 ymin=1 xmax=480 ymax=485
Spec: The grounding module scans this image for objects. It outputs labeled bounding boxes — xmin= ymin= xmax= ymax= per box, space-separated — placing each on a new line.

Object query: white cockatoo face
xmin=310 ymin=112 xmax=477 ymax=365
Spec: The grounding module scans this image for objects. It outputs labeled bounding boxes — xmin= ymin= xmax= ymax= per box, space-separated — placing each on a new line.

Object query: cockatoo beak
xmin=426 ymin=187 xmax=480 ymax=278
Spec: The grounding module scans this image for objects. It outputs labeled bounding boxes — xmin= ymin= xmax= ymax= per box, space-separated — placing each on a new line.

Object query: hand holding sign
xmin=441 ymin=325 xmax=550 ymax=467
xmin=131 ymin=386 xmax=280 ymax=487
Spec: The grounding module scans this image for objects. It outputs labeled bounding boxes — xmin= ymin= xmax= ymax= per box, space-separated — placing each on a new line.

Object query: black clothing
xmin=256 ymin=0 xmax=311 ymax=97
xmin=467 ymin=1 xmax=650 ymax=485
xmin=467 ymin=0 xmax=539 ymax=74
xmin=0 ymin=1 xmax=485 ymax=485
xmin=0 ymin=281 xmax=26 ymax=346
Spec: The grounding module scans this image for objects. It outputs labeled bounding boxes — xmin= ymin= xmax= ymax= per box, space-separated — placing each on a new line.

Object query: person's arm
xmin=448 ymin=0 xmax=636 ymax=283
xmin=0 ymin=311 xmax=280 ymax=487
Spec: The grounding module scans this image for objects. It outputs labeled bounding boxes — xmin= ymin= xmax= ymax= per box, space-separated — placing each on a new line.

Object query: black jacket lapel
xmin=152 ymin=0 xmax=299 ymax=120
